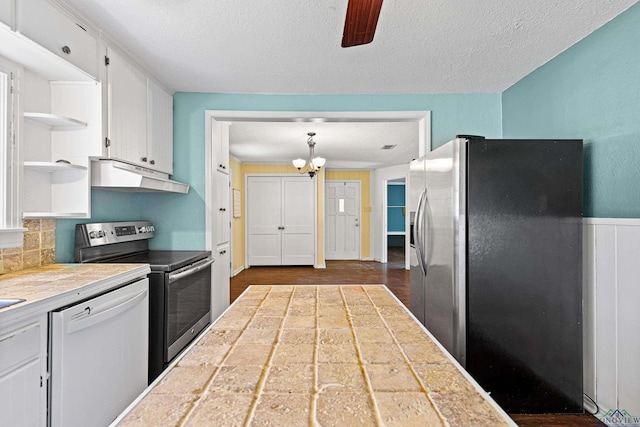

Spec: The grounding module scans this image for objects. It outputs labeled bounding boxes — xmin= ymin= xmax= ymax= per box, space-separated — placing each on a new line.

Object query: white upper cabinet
xmin=105 ymin=46 xmax=147 ymax=167
xmin=147 ymin=79 xmax=173 ymax=174
xmin=216 ymin=121 xmax=230 ymax=174
xmin=16 ymin=0 xmax=98 ymax=79
xmin=105 ymin=47 xmax=174 ymax=175
xmin=0 ymin=0 xmax=14 ymax=29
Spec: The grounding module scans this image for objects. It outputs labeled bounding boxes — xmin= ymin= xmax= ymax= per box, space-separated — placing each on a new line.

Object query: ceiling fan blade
xmin=341 ymin=0 xmax=384 ymax=48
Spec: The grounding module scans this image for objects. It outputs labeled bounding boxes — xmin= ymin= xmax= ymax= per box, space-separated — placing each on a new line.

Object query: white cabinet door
xmin=17 ymin=0 xmax=98 ymax=78
xmin=216 ymin=121 xmax=229 ymax=174
xmin=0 ymin=0 xmax=13 ymax=29
xmin=212 ymin=243 xmax=230 ymax=319
xmin=247 ymin=176 xmax=315 ymax=266
xmin=106 ymin=47 xmax=147 ymax=167
xmin=216 ymin=173 xmax=230 ymax=245
xmin=0 ymin=315 xmax=47 ymax=427
xmin=147 ymin=79 xmax=173 ymax=174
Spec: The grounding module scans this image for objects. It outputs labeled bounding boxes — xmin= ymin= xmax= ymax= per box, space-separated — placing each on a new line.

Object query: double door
xmin=247 ymin=176 xmax=315 ymax=266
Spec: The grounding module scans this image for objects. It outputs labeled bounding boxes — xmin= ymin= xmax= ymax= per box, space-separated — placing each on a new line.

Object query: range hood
xmin=91 ymin=159 xmax=189 ymax=194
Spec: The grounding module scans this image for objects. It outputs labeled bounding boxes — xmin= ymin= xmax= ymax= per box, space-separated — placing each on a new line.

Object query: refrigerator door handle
xmin=414 ymin=188 xmax=427 ymax=275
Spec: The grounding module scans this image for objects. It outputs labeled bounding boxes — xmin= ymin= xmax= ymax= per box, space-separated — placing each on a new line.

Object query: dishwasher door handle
xmin=67 ymin=289 xmax=147 ymax=334
xmin=168 ymin=257 xmax=214 ymax=283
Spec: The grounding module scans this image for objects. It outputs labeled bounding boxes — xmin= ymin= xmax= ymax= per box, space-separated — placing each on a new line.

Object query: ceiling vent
xmin=381 ymin=144 xmax=397 ymax=150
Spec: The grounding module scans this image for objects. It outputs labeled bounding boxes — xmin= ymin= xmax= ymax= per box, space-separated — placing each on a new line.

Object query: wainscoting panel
xmin=584 ymin=218 xmax=640 ymax=418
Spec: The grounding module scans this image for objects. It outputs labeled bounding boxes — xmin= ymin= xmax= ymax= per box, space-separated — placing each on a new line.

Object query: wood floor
xmin=230 ymin=247 xmax=602 ymax=427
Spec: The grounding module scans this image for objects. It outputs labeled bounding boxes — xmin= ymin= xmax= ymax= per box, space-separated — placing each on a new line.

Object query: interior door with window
xmin=325 ymin=181 xmax=361 ymax=260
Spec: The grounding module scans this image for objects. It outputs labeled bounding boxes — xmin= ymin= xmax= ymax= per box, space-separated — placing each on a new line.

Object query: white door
xmin=281 ymin=177 xmax=315 ymax=265
xmin=325 ymin=181 xmax=361 ymax=260
xmin=247 ymin=176 xmax=315 ymax=266
xmin=247 ymin=177 xmax=282 ymax=266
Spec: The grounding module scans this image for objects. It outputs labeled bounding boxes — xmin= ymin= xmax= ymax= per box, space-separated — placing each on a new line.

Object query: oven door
xmin=165 ymin=257 xmax=213 ymax=361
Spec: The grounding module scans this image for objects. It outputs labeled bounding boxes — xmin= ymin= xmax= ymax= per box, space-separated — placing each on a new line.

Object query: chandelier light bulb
xmin=293 ymin=158 xmax=306 ymax=169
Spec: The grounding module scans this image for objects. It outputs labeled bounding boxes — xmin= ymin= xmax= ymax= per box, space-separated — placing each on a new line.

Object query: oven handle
xmin=168 ymin=257 xmax=214 ymax=283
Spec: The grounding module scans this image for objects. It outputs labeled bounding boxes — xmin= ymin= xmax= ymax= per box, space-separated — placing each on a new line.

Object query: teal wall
xmin=387 ymin=184 xmax=406 ymax=232
xmin=55 ymin=93 xmax=501 ymax=261
xmin=56 ymin=191 xmax=142 ymax=262
xmin=502 ymin=3 xmax=640 ymax=217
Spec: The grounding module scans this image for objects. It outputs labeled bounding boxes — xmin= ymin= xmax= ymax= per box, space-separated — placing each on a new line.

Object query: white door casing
xmin=325 ymin=181 xmax=361 ymax=260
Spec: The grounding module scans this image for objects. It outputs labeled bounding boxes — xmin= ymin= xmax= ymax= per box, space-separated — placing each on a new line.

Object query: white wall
xmin=584 ymin=218 xmax=640 ymax=420
xmin=371 ymin=164 xmax=410 ymax=263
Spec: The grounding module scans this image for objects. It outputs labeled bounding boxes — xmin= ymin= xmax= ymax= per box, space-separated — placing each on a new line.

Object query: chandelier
xmin=292 ymin=132 xmax=326 ymax=178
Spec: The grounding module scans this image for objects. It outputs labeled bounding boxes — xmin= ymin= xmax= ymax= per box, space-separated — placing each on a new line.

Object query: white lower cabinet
xmin=213 ymin=243 xmax=231 ymax=320
xmin=0 ymin=314 xmax=48 ymax=426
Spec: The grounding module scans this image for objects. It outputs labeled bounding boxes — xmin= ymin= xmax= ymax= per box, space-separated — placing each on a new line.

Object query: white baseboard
xmin=314 ymin=263 xmax=326 ymax=269
xmin=232 ymin=266 xmax=245 ymax=277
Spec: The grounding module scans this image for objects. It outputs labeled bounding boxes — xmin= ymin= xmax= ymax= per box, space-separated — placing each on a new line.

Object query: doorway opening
xmin=385 ymin=178 xmax=407 ymax=269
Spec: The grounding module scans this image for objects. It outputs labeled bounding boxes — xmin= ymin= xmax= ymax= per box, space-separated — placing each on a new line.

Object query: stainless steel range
xmin=75 ymin=221 xmax=213 ymax=383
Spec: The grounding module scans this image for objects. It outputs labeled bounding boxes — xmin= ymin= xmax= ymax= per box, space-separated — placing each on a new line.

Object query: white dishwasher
xmin=49 ymin=278 xmax=149 ymax=427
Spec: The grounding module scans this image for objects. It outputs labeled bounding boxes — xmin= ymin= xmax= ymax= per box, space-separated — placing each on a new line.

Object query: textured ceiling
xmin=229 ymin=121 xmax=419 ymax=169
xmin=61 ymin=0 xmax=638 ymax=94
xmin=57 ymin=0 xmax=638 ymax=169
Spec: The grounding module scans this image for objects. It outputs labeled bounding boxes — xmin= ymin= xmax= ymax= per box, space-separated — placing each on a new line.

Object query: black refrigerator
xmin=409 ymin=137 xmax=583 ymax=413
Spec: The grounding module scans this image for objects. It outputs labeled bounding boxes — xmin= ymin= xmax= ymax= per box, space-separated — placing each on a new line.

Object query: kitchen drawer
xmin=17 ymin=0 xmax=97 ymax=78
xmin=0 ymin=322 xmax=40 ymax=374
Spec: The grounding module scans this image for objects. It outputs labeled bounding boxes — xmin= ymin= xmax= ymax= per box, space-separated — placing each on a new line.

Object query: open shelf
xmin=24 ymin=112 xmax=87 ymax=130
xmin=24 ymin=161 xmax=87 ymax=172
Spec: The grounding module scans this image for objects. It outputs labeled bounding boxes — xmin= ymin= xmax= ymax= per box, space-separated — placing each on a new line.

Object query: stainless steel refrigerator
xmin=409 ymin=137 xmax=583 ymax=413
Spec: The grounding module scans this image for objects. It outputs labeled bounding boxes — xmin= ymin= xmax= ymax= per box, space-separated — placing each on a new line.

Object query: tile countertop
xmin=0 ymin=263 xmax=151 ymax=323
xmin=117 ymin=285 xmax=516 ymax=427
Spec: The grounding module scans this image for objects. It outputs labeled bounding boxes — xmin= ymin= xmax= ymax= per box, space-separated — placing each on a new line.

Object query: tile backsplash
xmin=0 ymin=219 xmax=56 ymax=275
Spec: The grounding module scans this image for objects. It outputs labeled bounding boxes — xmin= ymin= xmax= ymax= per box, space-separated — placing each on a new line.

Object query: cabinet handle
xmin=277 ymin=226 xmax=285 ymax=230
xmin=61 ymin=45 xmax=71 ymax=54
xmin=219 ymin=208 xmax=226 ymax=212
xmin=141 ymin=157 xmax=148 ymax=162
xmin=150 ymin=160 xmax=155 ymax=165
xmin=219 ymin=250 xmax=226 ymax=255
